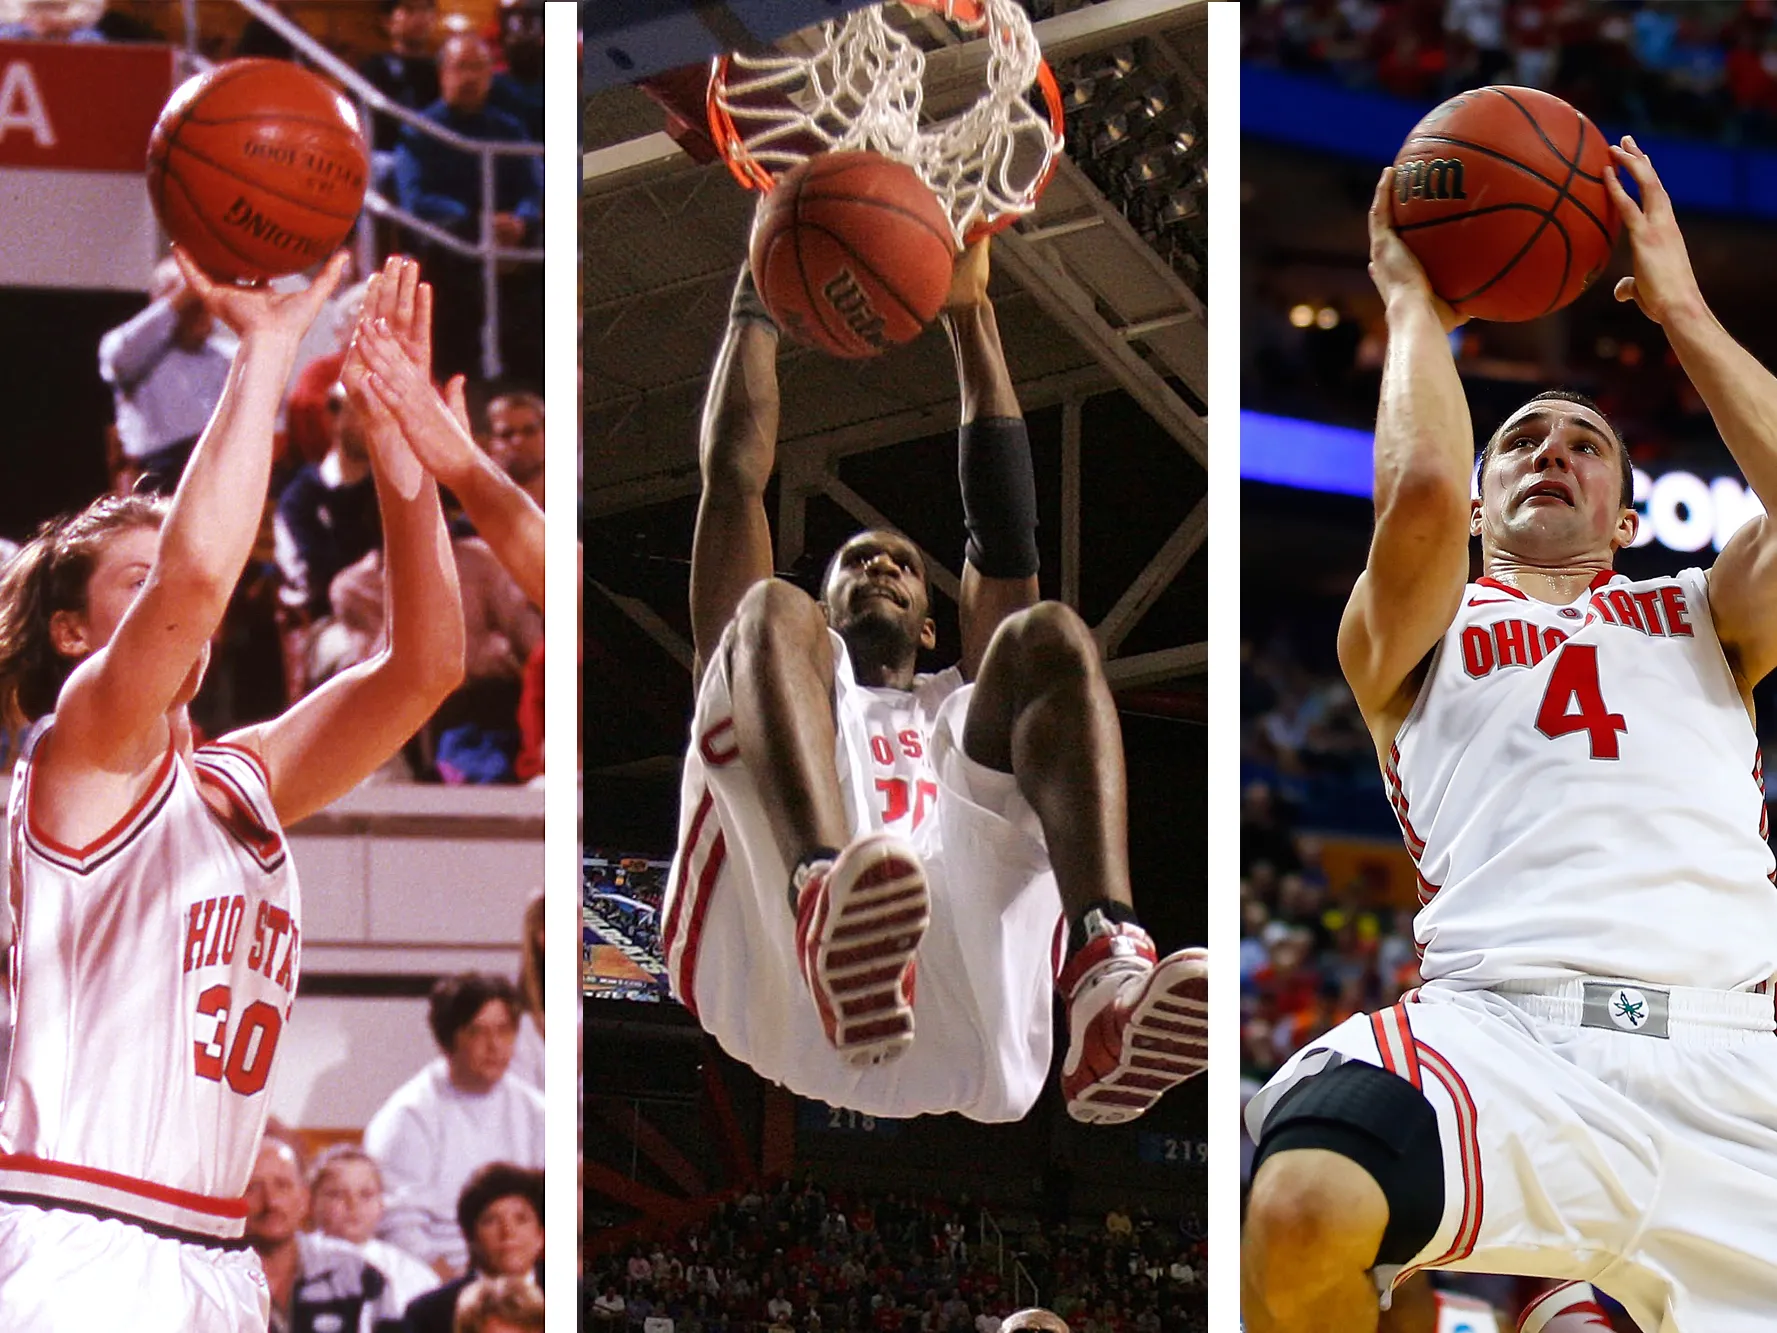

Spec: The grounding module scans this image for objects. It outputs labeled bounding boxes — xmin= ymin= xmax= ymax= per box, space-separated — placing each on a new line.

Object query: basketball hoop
xmin=707 ymin=0 xmax=1064 ymax=245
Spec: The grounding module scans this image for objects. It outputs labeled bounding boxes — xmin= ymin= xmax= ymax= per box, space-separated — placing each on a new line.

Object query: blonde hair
xmin=0 ymin=494 xmax=168 ymax=730
xmin=519 ymin=891 xmax=544 ymax=1018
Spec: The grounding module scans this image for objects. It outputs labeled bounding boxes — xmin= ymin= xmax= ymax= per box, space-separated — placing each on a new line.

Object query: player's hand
xmin=1605 ymin=135 xmax=1707 ymax=328
xmin=352 ymin=254 xmax=434 ymax=381
xmin=943 ymin=236 xmax=991 ymax=311
xmin=347 ymin=317 xmax=483 ymax=489
xmin=174 ymin=247 xmax=350 ymax=343
xmin=1367 ymin=168 xmax=1465 ymax=333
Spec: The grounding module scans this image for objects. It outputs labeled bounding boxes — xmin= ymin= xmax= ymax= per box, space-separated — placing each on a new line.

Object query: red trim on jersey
xmin=675 ymin=832 xmax=726 ymax=1021
xmin=21 ymin=739 xmax=178 ymax=875
xmin=199 ymin=740 xmax=272 ymax=791
xmin=1587 ymin=569 xmax=1618 ymax=591
xmin=1050 ymin=913 xmax=1068 ymax=984
xmin=699 ymin=718 xmax=739 ymax=768
xmin=1402 ymin=1038 xmax=1483 ymax=1278
xmin=1416 ymin=870 xmax=1441 ymax=906
xmin=1474 ymin=577 xmax=1528 ymax=600
xmin=1385 ymin=745 xmax=1426 ymax=859
xmin=0 ymin=1153 xmax=248 ymax=1220
xmin=193 ymin=757 xmax=285 ymax=872
xmin=1369 ymin=1005 xmax=1422 ymax=1089
xmin=1518 ymin=1282 xmax=1608 ymax=1333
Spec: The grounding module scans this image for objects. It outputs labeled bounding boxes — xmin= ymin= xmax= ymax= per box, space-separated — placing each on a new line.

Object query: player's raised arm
xmin=943 ymin=239 xmax=1040 ymax=680
xmin=1337 ymin=168 xmax=1475 ymax=747
xmin=51 ymin=250 xmax=349 ymax=771
xmin=688 ymin=268 xmax=781 ymax=681
xmin=228 ymin=257 xmax=465 ymax=825
xmin=1606 ymin=137 xmax=1777 ymax=691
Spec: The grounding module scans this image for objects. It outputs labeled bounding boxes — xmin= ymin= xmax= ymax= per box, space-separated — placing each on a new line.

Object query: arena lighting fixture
xmin=1059 ymin=41 xmax=1206 ymax=291
xmin=1288 ymin=304 xmax=1314 ymax=328
xmin=1315 ymin=305 xmax=1339 ymax=329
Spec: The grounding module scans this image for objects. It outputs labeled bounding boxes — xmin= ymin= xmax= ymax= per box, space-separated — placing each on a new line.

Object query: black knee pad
xmin=1251 ymin=1060 xmax=1445 ymax=1267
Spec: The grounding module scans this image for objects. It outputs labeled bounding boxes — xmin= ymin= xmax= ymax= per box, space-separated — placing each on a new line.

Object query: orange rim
xmin=704 ymin=0 xmax=1064 ymax=235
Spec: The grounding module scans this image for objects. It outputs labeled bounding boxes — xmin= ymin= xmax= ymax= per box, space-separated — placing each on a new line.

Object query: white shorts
xmin=674 ymin=630 xmax=1063 ymax=1122
xmin=1246 ymin=982 xmax=1777 ymax=1333
xmin=0 ymin=1201 xmax=269 ymax=1332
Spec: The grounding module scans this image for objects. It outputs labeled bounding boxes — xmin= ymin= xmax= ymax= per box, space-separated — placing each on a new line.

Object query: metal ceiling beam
xmin=1093 ymin=497 xmax=1206 ymax=655
xmin=993 ymin=229 xmax=1207 ymax=466
xmin=1102 ymin=642 xmax=1207 ymax=689
xmin=590 ymin=580 xmax=695 ymax=671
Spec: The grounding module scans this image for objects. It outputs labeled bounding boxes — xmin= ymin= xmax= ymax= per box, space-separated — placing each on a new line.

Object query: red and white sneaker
xmin=1059 ymin=917 xmax=1208 ymax=1124
xmin=793 ymin=832 xmax=930 ymax=1067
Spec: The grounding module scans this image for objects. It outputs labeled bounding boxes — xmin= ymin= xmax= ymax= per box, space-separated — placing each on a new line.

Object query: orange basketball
xmin=147 ymin=59 xmax=369 ymax=283
xmin=750 ymin=151 xmax=958 ymax=359
xmin=1391 ymin=86 xmax=1620 ymax=323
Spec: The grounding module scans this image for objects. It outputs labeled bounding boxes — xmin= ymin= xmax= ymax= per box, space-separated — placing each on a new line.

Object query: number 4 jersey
xmin=1390 ymin=569 xmax=1777 ymax=992
xmin=0 ymin=722 xmax=300 ymax=1240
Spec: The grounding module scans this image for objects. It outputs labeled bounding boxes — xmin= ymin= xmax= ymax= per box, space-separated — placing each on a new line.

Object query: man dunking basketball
xmin=1243 ymin=139 xmax=1777 ymax=1331
xmin=660 ymin=237 xmax=1208 ymax=1124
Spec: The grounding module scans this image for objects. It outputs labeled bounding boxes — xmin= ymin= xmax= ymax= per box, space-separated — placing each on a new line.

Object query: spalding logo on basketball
xmin=147 ymin=58 xmax=370 ymax=283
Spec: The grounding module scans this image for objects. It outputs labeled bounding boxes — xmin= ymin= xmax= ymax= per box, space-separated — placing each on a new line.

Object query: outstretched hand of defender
xmin=348 ymin=317 xmax=483 ymax=493
xmin=1605 ymin=136 xmax=1707 ymax=328
xmin=1366 ymin=168 xmax=1465 ymax=333
xmin=173 ymin=247 xmax=350 ymax=342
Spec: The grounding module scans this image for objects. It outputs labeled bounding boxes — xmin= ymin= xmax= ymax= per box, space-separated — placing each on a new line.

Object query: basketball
xmin=147 ymin=59 xmax=369 ymax=283
xmin=750 ymin=151 xmax=958 ymax=359
xmin=1390 ymin=86 xmax=1620 ymax=323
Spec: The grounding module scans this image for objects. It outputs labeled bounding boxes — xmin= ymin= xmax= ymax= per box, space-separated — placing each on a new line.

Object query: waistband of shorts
xmin=1491 ymin=977 xmax=1777 ymax=1043
xmin=0 ymin=1190 xmax=252 ymax=1250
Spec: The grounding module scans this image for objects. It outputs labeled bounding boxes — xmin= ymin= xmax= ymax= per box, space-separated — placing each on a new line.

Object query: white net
xmin=711 ymin=0 xmax=1062 ymax=244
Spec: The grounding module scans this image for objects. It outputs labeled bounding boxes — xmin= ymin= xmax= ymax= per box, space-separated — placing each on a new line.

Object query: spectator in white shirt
xmin=306 ymin=1144 xmax=441 ymax=1313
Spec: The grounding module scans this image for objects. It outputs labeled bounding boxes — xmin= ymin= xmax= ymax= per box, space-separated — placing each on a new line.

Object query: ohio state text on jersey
xmin=1389 ymin=569 xmax=1777 ymax=990
xmin=0 ymin=722 xmax=300 ymax=1239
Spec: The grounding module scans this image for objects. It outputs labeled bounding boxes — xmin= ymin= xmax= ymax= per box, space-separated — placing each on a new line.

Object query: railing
xmin=980 ymin=1208 xmax=1005 ymax=1277
xmin=190 ymin=0 xmax=544 ymax=380
xmin=1012 ymin=1257 xmax=1039 ymax=1310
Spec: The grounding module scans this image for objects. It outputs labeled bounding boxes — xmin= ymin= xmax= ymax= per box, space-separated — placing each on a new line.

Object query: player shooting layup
xmin=663 ymin=238 xmax=1208 ymax=1124
xmin=0 ymin=254 xmax=466 ymax=1332
xmin=1243 ymin=139 xmax=1777 ymax=1331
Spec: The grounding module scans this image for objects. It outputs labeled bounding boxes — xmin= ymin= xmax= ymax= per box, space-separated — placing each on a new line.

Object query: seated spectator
xmin=246 ymin=1137 xmax=407 ymax=1333
xmin=0 ymin=0 xmax=104 ymax=42
xmin=234 ymin=0 xmax=297 ymax=59
xmin=484 ymin=391 xmax=545 ymax=509
xmin=591 ymin=1284 xmax=627 ymax=1325
xmin=97 ymin=253 xmax=235 ymax=494
xmin=454 ymin=1274 xmax=546 ymax=1333
xmin=403 ymin=1163 xmax=545 ymax=1333
xmin=359 ymin=0 xmax=441 ymax=154
xmin=365 ymin=974 xmax=546 ymax=1275
xmin=308 ymin=1144 xmax=443 ymax=1313
xmin=393 ymin=32 xmax=542 ymax=379
xmin=274 ymin=380 xmax=382 ymax=684
xmin=488 ymin=0 xmax=544 ymax=143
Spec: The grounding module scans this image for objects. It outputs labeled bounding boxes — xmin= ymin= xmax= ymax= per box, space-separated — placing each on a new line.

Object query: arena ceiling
xmin=584 ymin=0 xmax=1210 ymax=775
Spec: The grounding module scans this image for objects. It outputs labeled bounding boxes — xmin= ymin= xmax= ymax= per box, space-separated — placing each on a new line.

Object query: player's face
xmin=1475 ymin=402 xmax=1636 ymax=558
xmin=245 ymin=1143 xmax=308 ymax=1245
xmin=470 ymin=1194 xmax=543 ymax=1277
xmin=822 ymin=532 xmax=937 ymax=653
xmin=450 ymin=997 xmax=518 ymax=1092
xmin=311 ymin=1158 xmax=384 ymax=1245
xmin=57 ymin=523 xmax=212 ymax=705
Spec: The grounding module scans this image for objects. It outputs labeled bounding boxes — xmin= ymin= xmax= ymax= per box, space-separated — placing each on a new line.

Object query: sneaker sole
xmin=807 ymin=839 xmax=929 ymax=1068
xmin=1066 ymin=949 xmax=1208 ymax=1125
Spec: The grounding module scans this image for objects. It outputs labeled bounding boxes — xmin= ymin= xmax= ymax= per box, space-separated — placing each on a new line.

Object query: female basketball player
xmin=0 ymin=250 xmax=465 ymax=1332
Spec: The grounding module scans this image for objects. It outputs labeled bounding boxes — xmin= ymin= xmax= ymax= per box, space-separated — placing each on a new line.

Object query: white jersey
xmin=0 ymin=722 xmax=300 ymax=1239
xmin=665 ymin=630 xmax=1063 ymax=1120
xmin=1389 ymin=569 xmax=1777 ymax=991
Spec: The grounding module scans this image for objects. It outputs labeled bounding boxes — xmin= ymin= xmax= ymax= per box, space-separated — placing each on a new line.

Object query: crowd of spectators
xmin=0 ymin=0 xmax=546 ymax=783
xmin=585 ymin=1180 xmax=1208 ymax=1333
xmin=1244 ymin=0 xmax=1777 ymax=147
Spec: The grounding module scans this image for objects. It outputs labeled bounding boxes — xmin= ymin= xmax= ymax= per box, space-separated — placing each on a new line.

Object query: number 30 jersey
xmin=0 ymin=721 xmax=300 ymax=1240
xmin=1389 ymin=568 xmax=1777 ymax=992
